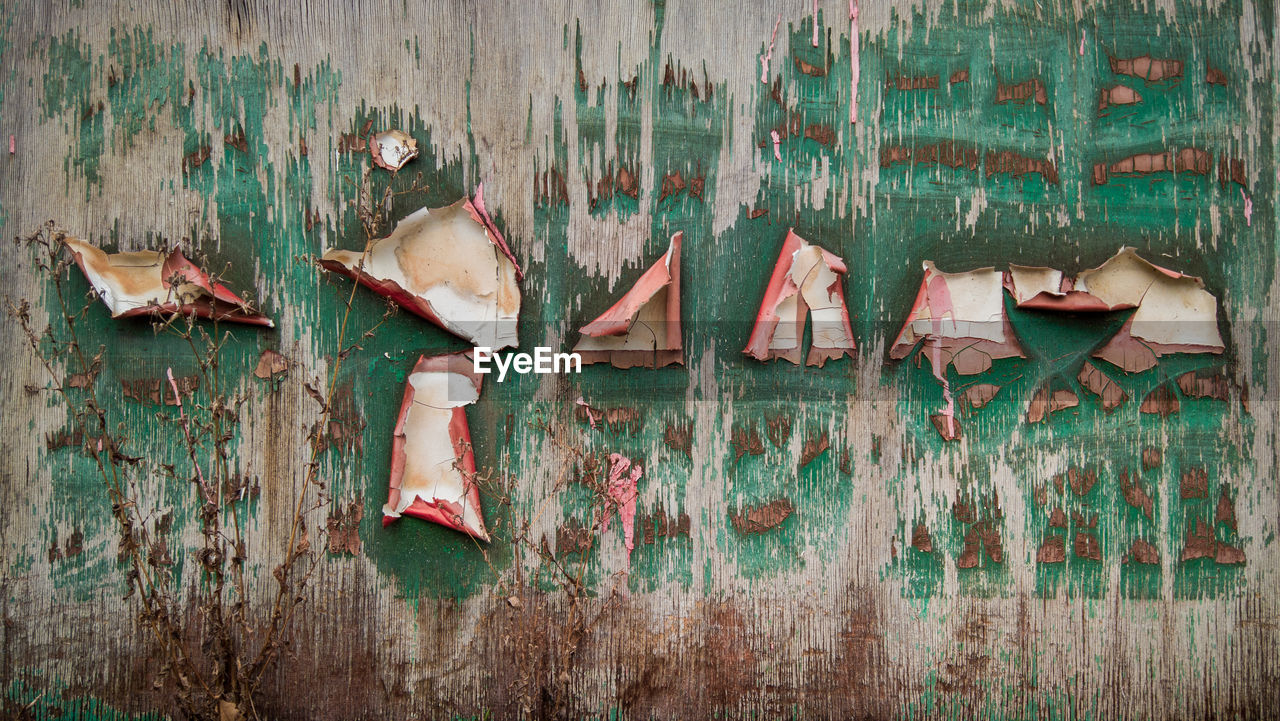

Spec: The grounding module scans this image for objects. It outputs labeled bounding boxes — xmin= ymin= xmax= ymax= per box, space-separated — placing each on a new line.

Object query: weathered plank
xmin=0 ymin=0 xmax=1276 ymax=718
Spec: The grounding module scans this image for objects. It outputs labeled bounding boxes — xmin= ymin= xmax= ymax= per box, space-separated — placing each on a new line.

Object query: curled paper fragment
xmin=1005 ymin=263 xmax=1131 ymax=312
xmin=382 ymin=353 xmax=489 ymax=541
xmin=1078 ymin=248 xmax=1224 ymax=372
xmin=1004 ymin=248 xmax=1224 ymax=372
xmin=369 ymin=129 xmax=419 ymax=171
xmin=890 ymin=262 xmax=1023 ymax=376
xmin=603 ymin=453 xmax=641 ymax=568
xmin=575 ymin=232 xmax=682 ymax=369
xmin=62 ymin=237 xmax=273 ymax=327
xmin=744 ymin=229 xmax=856 ymax=367
xmin=320 ymin=185 xmax=522 ymax=350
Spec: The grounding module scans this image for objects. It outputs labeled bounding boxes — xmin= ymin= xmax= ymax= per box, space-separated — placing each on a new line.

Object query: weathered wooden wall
xmin=1 ymin=0 xmax=1277 ymax=718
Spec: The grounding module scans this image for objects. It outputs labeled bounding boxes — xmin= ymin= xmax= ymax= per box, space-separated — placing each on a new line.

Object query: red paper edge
xmin=580 ymin=232 xmax=680 ymax=338
xmin=743 ymin=228 xmax=805 ymax=360
xmin=382 ymin=352 xmax=489 ymax=541
xmin=64 ymin=241 xmax=273 ymax=327
xmin=466 ymin=183 xmax=524 ymax=281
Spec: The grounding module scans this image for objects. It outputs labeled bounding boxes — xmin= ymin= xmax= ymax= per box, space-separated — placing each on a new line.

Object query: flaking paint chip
xmin=382 ymin=352 xmax=489 ymax=541
xmin=320 ymin=185 xmax=522 ymax=350
xmin=744 ymin=229 xmax=855 ymax=366
xmin=575 ymin=232 xmax=683 ymax=369
xmin=62 ymin=237 xmax=273 ymax=327
xmin=369 ymin=129 xmax=418 ymax=171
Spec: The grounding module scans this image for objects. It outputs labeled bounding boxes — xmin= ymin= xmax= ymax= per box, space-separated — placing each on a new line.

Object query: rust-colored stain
xmin=910 ymin=522 xmax=933 ymax=553
xmin=326 ymin=499 xmax=363 ymax=555
xmin=663 ymin=421 xmax=692 ymax=458
xmin=730 ymin=498 xmax=794 ymax=534
xmin=1109 ymin=54 xmax=1184 ymax=81
xmin=1139 ymin=384 xmax=1180 ymax=417
xmin=803 ymin=123 xmax=836 ymax=146
xmin=1121 ymin=469 xmax=1155 ymax=519
xmin=881 ymin=142 xmax=979 ymax=171
xmin=1215 ymin=487 xmax=1237 ymax=531
xmin=556 ymin=517 xmax=594 ymax=556
xmin=765 ymin=413 xmax=792 ymax=448
xmin=799 ymin=430 xmax=829 ymax=468
xmin=658 ymin=171 xmax=685 ymax=202
xmin=930 ymin=414 xmax=962 ymax=441
xmin=730 ymin=423 xmax=765 ymax=462
xmin=1177 ymin=368 xmax=1230 ymax=400
xmin=575 ymin=403 xmax=643 ymax=434
xmin=1129 ymin=538 xmax=1160 ymax=565
xmin=1067 ymin=466 xmax=1097 ymax=496
xmin=1048 ymin=507 xmax=1067 ymax=528
xmin=1074 ymin=532 xmax=1101 ymax=561
xmin=887 ymin=73 xmax=938 ymax=90
xmin=1142 ymin=447 xmax=1163 ymax=470
xmin=1037 ymin=535 xmax=1066 ymax=564
xmin=641 ymin=509 xmax=690 ymax=544
xmin=122 ymin=373 xmax=199 ymax=405
xmin=793 ymin=55 xmax=825 ymax=77
xmin=1180 ymin=466 xmax=1209 ymax=499
xmin=959 ymin=520 xmax=1003 ymax=568
xmin=985 ymin=150 xmax=1059 ymax=183
xmin=1078 ymin=361 xmax=1127 ymax=410
xmin=616 ymin=165 xmax=639 ymax=198
xmin=994 ymin=77 xmax=1046 ymax=104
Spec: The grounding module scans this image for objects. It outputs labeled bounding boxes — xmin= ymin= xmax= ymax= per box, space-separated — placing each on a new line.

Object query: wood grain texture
xmin=0 ymin=0 xmax=1277 ymax=718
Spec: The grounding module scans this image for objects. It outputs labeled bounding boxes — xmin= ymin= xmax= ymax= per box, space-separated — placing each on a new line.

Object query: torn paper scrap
xmin=1005 ymin=264 xmax=1126 ymax=312
xmin=602 ymin=453 xmax=641 ymax=568
xmin=62 ymin=237 xmax=273 ymax=327
xmin=744 ymin=229 xmax=856 ymax=366
xmin=320 ymin=185 xmax=521 ymax=350
xmin=369 ymin=129 xmax=418 ymax=171
xmin=382 ymin=352 xmax=489 ymax=541
xmin=890 ymin=262 xmax=1023 ymax=376
xmin=1003 ymin=249 xmax=1225 ymax=372
xmin=575 ymin=232 xmax=682 ymax=369
xmin=1077 ymin=248 xmax=1224 ymax=372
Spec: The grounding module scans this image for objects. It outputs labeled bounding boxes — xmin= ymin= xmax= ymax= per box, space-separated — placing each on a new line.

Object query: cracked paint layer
xmin=574 ymin=232 xmax=682 ymax=369
xmin=382 ymin=352 xmax=489 ymax=541
xmin=320 ymin=186 xmax=521 ymax=350
xmin=744 ymin=229 xmax=855 ymax=367
xmin=62 ymin=236 xmax=273 ymax=327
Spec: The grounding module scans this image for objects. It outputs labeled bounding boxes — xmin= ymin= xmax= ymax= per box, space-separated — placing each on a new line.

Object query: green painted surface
xmin=28 ymin=0 xmax=1269 ymax=600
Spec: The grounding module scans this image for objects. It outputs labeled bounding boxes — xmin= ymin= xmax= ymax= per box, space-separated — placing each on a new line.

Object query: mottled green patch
xmin=5 ymin=676 xmax=162 ymax=721
xmin=29 ymin=0 xmax=1273 ymax=616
